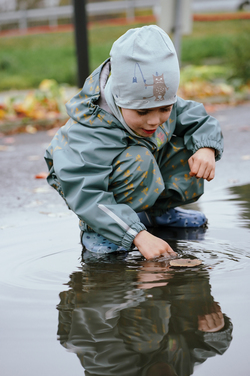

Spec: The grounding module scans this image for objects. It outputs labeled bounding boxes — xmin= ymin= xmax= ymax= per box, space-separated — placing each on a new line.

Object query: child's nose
xmin=147 ymin=112 xmax=161 ymax=126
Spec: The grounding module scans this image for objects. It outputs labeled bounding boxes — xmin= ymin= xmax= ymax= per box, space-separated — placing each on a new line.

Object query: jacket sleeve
xmin=190 ymin=315 xmax=233 ymax=364
xmin=45 ymin=121 xmax=146 ymax=250
xmin=174 ymin=97 xmax=224 ymax=161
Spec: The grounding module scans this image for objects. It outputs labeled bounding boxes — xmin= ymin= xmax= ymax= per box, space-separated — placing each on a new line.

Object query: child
xmin=44 ymin=25 xmax=223 ymax=260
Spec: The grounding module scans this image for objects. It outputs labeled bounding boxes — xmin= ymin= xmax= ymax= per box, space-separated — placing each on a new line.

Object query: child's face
xmin=121 ymin=105 xmax=173 ymax=137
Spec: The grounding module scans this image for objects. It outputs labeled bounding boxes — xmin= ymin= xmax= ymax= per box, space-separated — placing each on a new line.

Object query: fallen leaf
xmin=4 ymin=137 xmax=15 ymax=144
xmin=239 ymin=126 xmax=250 ymax=132
xmin=28 ymin=155 xmax=40 ymax=161
xmin=35 ymin=172 xmax=48 ymax=179
xmin=169 ymin=258 xmax=202 ymax=267
xmin=33 ymin=186 xmax=51 ymax=193
xmin=25 ymin=200 xmax=43 ymax=208
xmin=0 ymin=145 xmax=8 ymax=151
xmin=0 ymin=109 xmax=6 ymax=119
xmin=40 ymin=211 xmax=71 ymax=217
xmin=0 ymin=224 xmax=12 ymax=230
xmin=25 ymin=125 xmax=37 ymax=134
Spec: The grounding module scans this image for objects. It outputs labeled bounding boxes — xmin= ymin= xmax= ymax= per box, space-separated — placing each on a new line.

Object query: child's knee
xmin=109 ymin=146 xmax=164 ymax=210
xmin=110 ymin=146 xmax=156 ymax=185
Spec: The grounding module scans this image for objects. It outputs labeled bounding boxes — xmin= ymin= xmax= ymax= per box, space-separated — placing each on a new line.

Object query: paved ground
xmin=0 ymin=99 xmax=250 ymax=376
xmin=0 ymin=101 xmax=250 ymax=376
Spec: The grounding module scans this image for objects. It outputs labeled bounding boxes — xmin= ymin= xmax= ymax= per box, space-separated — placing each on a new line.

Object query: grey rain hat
xmin=108 ymin=25 xmax=180 ymax=109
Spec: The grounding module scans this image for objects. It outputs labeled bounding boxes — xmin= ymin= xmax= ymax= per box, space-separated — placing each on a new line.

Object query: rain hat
xmin=105 ymin=25 xmax=180 ymax=110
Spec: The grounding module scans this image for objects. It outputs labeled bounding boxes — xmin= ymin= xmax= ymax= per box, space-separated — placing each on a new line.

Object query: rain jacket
xmin=44 ymin=60 xmax=223 ymax=250
xmin=57 ymin=266 xmax=233 ymax=376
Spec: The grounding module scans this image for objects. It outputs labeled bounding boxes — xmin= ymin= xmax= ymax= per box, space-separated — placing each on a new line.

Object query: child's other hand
xmin=133 ymin=230 xmax=177 ymax=260
xmin=198 ymin=302 xmax=225 ymax=333
xmin=188 ymin=147 xmax=215 ymax=181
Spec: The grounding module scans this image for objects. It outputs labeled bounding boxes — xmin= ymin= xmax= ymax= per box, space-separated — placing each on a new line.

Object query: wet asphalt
xmin=0 ymin=101 xmax=250 ymax=376
xmin=0 ymin=102 xmax=250 ymax=249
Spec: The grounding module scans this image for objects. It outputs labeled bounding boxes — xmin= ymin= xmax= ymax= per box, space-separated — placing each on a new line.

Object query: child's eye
xmin=160 ymin=107 xmax=172 ymax=113
xmin=137 ymin=110 xmax=148 ymax=116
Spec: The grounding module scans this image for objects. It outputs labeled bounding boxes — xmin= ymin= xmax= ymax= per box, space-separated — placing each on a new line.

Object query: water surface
xmin=1 ymin=183 xmax=250 ymax=376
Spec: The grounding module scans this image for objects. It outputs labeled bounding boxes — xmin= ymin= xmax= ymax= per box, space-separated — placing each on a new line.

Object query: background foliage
xmin=0 ymin=19 xmax=250 ymax=91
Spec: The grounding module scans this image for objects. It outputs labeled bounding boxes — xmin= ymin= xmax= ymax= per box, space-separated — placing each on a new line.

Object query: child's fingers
xmin=189 ymin=148 xmax=216 ymax=180
xmin=188 ymin=159 xmax=198 ymax=177
xmin=192 ymin=165 xmax=215 ymax=181
xmin=199 ymin=163 xmax=215 ymax=181
xmin=202 ymin=165 xmax=214 ymax=181
xmin=163 ymin=246 xmax=177 ymax=257
xmin=198 ymin=311 xmax=225 ymax=332
xmin=134 ymin=231 xmax=177 ymax=260
xmin=145 ymin=243 xmax=176 ymax=259
xmin=189 ymin=155 xmax=215 ymax=181
xmin=206 ymin=168 xmax=215 ymax=181
xmin=189 ymin=158 xmax=205 ymax=178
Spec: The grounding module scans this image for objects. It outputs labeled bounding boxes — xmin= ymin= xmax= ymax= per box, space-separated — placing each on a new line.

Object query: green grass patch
xmin=0 ymin=18 xmax=249 ymax=91
xmin=0 ymin=32 xmax=77 ymax=90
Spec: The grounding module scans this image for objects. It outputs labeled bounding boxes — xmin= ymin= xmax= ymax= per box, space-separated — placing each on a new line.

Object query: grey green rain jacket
xmin=44 ymin=60 xmax=223 ymax=250
xmin=57 ymin=266 xmax=233 ymax=376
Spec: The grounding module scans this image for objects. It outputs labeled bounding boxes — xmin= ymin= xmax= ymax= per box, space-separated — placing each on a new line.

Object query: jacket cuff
xmin=121 ymin=221 xmax=147 ymax=250
xmin=193 ymin=141 xmax=223 ymax=161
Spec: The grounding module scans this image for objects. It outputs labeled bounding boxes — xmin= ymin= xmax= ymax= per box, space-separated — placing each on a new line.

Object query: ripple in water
xmin=0 ymin=237 xmax=249 ymax=294
xmin=0 ymin=247 xmax=81 ymax=292
xmin=175 ymin=238 xmax=250 ymax=274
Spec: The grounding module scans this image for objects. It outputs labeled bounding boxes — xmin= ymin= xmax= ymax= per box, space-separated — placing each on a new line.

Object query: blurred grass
xmin=0 ymin=18 xmax=250 ymax=91
xmin=183 ymin=18 xmax=250 ymax=64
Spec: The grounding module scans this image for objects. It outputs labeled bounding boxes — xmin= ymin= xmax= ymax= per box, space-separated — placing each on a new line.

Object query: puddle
xmin=0 ymin=184 xmax=250 ymax=376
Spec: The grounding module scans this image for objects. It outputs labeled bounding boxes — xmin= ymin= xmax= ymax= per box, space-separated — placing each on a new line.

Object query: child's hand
xmin=137 ymin=261 xmax=173 ymax=289
xmin=133 ymin=230 xmax=177 ymax=260
xmin=188 ymin=147 xmax=216 ymax=181
xmin=198 ymin=302 xmax=225 ymax=333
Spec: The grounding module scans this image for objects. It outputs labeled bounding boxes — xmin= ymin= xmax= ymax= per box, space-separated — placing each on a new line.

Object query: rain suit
xmin=44 ymin=60 xmax=223 ymax=250
xmin=57 ymin=265 xmax=233 ymax=376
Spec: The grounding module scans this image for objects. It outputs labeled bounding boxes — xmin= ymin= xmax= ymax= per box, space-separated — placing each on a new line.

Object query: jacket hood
xmin=65 ymin=60 xmax=130 ymax=133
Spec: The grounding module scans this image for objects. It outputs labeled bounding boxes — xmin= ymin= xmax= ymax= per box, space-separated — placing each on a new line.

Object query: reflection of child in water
xmin=57 ymin=261 xmax=233 ymax=376
xmin=45 ymin=25 xmax=223 ymax=260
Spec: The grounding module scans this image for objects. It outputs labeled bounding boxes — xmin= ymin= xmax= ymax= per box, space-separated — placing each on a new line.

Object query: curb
xmin=193 ymin=12 xmax=250 ymax=21
xmin=0 ymin=116 xmax=68 ymax=135
xmin=0 ymin=12 xmax=250 ymax=38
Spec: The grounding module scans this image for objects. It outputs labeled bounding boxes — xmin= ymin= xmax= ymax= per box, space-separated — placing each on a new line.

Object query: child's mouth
xmin=143 ymin=129 xmax=156 ymax=135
